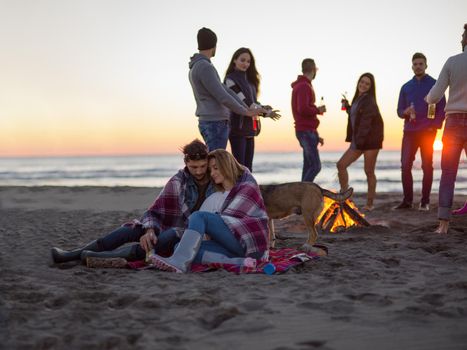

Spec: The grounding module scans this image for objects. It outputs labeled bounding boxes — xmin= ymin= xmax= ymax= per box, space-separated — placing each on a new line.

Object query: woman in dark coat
xmin=224 ymin=47 xmax=279 ymax=171
xmin=337 ymin=72 xmax=384 ymax=211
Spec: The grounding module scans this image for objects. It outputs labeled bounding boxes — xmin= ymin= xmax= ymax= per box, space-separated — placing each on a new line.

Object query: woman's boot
xmin=150 ymin=229 xmax=202 ymax=273
xmin=51 ymin=240 xmax=99 ymax=263
xmin=80 ymin=244 xmax=142 ymax=264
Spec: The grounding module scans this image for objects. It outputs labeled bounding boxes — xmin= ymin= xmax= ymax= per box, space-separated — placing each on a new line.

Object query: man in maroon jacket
xmin=291 ymin=58 xmax=326 ymax=182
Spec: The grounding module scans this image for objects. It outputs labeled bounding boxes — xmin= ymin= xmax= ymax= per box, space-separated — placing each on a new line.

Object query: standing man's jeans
xmin=400 ymin=129 xmax=437 ymax=205
xmin=229 ymin=135 xmax=255 ymax=171
xmin=438 ymin=114 xmax=467 ymax=220
xmin=295 ymin=130 xmax=321 ymax=182
xmin=198 ymin=120 xmax=230 ymax=151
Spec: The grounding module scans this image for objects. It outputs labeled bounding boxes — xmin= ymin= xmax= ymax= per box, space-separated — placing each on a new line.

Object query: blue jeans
xmin=185 ymin=211 xmax=246 ymax=263
xmin=438 ymin=115 xmax=467 ymax=220
xmin=97 ymin=226 xmax=179 ymax=260
xmin=229 ymin=135 xmax=255 ymax=171
xmin=401 ymin=129 xmax=437 ymax=205
xmin=198 ymin=120 xmax=230 ymax=151
xmin=295 ymin=130 xmax=321 ymax=182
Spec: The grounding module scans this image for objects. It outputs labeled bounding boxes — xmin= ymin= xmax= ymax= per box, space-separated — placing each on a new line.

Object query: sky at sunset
xmin=1 ymin=0 xmax=466 ymax=157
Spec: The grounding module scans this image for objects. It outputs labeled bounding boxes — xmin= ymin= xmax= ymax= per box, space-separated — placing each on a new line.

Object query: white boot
xmin=150 ymin=229 xmax=202 ymax=273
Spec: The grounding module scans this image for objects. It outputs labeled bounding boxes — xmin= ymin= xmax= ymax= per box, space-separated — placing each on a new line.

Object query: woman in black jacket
xmin=224 ymin=48 xmax=280 ymax=171
xmin=337 ymin=73 xmax=384 ymax=211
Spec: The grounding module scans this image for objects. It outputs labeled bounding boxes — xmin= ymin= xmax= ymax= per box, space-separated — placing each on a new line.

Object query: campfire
xmin=316 ymin=196 xmax=370 ymax=233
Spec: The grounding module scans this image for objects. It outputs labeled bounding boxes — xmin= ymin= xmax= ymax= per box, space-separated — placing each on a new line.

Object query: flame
xmin=315 ymin=197 xmax=365 ymax=233
xmin=433 ymin=139 xmax=443 ymax=151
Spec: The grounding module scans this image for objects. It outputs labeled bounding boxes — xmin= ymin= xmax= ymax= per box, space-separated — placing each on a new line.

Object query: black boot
xmin=51 ymin=240 xmax=99 ymax=263
xmin=81 ymin=244 xmax=141 ymax=264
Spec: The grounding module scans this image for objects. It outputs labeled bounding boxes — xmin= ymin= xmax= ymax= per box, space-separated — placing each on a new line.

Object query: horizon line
xmin=0 ymin=147 xmax=418 ymax=159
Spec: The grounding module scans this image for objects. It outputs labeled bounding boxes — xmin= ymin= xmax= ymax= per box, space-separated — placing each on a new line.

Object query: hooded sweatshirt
xmin=188 ymin=53 xmax=249 ymax=121
xmin=291 ymin=75 xmax=321 ymax=131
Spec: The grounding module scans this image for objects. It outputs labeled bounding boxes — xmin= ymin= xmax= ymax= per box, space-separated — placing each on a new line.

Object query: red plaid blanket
xmin=127 ymin=247 xmax=322 ymax=274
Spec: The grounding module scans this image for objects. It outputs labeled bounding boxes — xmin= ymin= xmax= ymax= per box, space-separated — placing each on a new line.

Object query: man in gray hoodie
xmin=189 ymin=27 xmax=262 ymax=151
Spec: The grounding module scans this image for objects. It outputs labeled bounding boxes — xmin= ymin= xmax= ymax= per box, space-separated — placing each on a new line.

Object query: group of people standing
xmin=188 ymin=26 xmax=466 ymax=235
xmin=188 ymin=27 xmax=385 ymax=212
xmin=188 ymin=27 xmax=280 ymax=172
xmin=392 ymin=30 xmax=467 ymax=235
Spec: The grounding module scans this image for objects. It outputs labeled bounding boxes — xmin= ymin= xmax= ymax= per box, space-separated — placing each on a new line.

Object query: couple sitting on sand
xmin=51 ymin=139 xmax=269 ymax=273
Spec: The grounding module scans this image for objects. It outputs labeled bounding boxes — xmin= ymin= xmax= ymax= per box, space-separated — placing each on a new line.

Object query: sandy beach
xmin=1 ymin=186 xmax=466 ymax=350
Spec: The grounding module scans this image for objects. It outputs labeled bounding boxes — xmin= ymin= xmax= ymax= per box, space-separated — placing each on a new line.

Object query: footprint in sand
xmin=418 ymin=293 xmax=444 ymax=307
xmin=198 ymin=306 xmax=241 ymax=330
xmin=12 ymin=291 xmax=49 ymax=304
xmin=345 ymin=292 xmax=393 ymax=306
xmin=108 ymin=294 xmax=139 ymax=309
xmin=296 ymin=340 xmax=330 ymax=349
xmin=36 ymin=336 xmax=59 ymax=349
xmin=135 ymin=299 xmax=161 ymax=309
xmin=377 ymin=257 xmax=400 ymax=267
xmin=44 ymin=295 xmax=70 ymax=309
xmin=238 ymin=300 xmax=266 ymax=311
xmin=421 ymin=243 xmax=450 ymax=254
xmin=75 ymin=291 xmax=114 ymax=304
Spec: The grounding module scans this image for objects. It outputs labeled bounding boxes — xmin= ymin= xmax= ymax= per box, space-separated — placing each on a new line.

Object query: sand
xmin=1 ymin=186 xmax=466 ymax=350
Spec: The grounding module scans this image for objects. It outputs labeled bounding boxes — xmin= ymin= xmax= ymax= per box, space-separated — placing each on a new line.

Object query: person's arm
xmin=432 ymin=93 xmax=447 ymax=129
xmin=224 ymin=77 xmax=249 ymax=108
xmin=138 ymin=174 xmax=182 ymax=250
xmin=296 ymin=85 xmax=321 ymax=117
xmin=426 ymin=59 xmax=450 ymax=103
xmin=199 ymin=64 xmax=250 ymax=115
xmin=397 ymin=86 xmax=408 ymax=119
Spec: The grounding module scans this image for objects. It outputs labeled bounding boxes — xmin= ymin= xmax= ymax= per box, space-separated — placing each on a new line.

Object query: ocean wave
xmin=1 ymin=151 xmax=465 ymax=194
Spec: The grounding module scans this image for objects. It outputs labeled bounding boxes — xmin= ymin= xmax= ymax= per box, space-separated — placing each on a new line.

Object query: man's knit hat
xmin=197 ymin=27 xmax=217 ymax=50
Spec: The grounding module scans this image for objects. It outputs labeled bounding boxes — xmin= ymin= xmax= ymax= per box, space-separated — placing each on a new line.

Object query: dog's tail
xmin=319 ymin=186 xmax=353 ymax=202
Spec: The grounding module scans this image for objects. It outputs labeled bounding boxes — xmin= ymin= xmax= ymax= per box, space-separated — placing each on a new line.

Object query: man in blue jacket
xmin=189 ymin=27 xmax=262 ymax=151
xmin=395 ymin=53 xmax=446 ymax=211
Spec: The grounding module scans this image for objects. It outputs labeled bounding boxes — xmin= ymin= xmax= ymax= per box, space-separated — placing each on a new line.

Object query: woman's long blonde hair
xmin=207 ymin=149 xmax=244 ymax=190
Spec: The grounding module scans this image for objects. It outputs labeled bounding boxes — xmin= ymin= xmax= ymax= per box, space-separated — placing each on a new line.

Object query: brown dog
xmin=259 ymin=182 xmax=353 ymax=254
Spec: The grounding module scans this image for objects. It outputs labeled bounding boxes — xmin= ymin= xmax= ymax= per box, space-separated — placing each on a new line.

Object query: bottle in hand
xmin=341 ymin=92 xmax=348 ymax=111
xmin=427 ymin=103 xmax=436 ymax=119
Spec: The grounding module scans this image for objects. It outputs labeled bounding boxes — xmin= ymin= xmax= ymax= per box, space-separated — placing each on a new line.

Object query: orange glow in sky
xmin=1 ymin=0 xmax=465 ymax=157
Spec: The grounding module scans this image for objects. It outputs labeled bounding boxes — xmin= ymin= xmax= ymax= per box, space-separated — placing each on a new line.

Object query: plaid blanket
xmin=133 ymin=169 xmax=191 ymax=236
xmin=219 ymin=169 xmax=269 ymax=258
xmin=127 ymin=247 xmax=322 ymax=274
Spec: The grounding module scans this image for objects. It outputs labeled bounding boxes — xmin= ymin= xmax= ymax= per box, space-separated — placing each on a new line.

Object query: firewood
xmin=342 ymin=201 xmax=370 ymax=226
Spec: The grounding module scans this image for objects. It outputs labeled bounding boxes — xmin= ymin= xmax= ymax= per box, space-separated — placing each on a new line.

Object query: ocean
xmin=0 ymin=151 xmax=465 ymax=194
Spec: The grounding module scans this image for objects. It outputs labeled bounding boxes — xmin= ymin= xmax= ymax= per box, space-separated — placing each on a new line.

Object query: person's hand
xmin=318 ymin=137 xmax=324 ymax=146
xmin=140 ymin=228 xmax=158 ymax=252
xmin=318 ymin=105 xmax=326 ymax=114
xmin=265 ymin=109 xmax=282 ymax=120
xmin=403 ymin=105 xmax=414 ymax=117
xmin=341 ymin=99 xmax=350 ymax=110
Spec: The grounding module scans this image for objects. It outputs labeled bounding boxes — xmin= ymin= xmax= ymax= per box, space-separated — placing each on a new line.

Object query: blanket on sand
xmin=123 ymin=248 xmax=322 ymax=274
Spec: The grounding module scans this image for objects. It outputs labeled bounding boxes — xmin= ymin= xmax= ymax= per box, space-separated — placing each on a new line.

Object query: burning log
xmin=316 ymin=196 xmax=370 ymax=233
